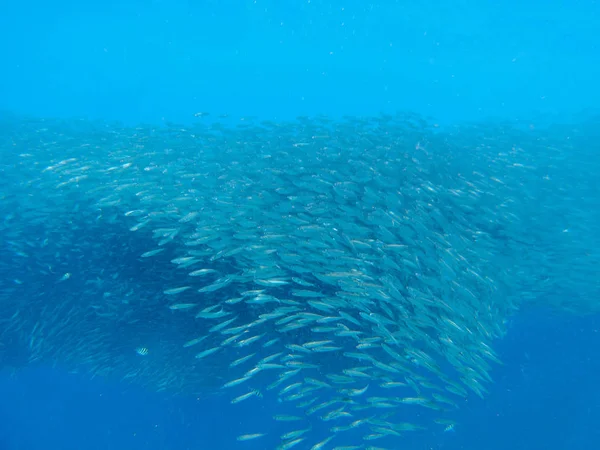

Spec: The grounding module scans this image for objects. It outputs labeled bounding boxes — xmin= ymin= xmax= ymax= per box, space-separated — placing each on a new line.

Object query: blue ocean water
xmin=0 ymin=312 xmax=599 ymax=449
xmin=1 ymin=0 xmax=599 ymax=125
xmin=1 ymin=0 xmax=599 ymax=449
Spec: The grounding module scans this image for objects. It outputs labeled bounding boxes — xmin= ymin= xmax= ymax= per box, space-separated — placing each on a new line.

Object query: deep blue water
xmin=1 ymin=311 xmax=598 ymax=450
xmin=1 ymin=0 xmax=599 ymax=449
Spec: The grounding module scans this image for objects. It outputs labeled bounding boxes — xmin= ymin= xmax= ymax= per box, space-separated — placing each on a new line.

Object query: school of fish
xmin=0 ymin=111 xmax=598 ymax=449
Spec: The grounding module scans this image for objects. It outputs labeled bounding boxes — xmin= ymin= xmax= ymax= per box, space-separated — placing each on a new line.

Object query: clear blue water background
xmin=1 ymin=0 xmax=599 ymax=449
xmin=1 ymin=0 xmax=599 ymax=125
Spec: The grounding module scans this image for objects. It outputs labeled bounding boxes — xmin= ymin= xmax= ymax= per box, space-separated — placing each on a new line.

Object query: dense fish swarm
xmin=0 ymin=112 xmax=598 ymax=448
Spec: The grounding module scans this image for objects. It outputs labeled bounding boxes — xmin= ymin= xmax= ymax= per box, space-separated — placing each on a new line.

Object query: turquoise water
xmin=1 ymin=1 xmax=599 ymax=449
xmin=1 ymin=0 xmax=599 ymax=124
